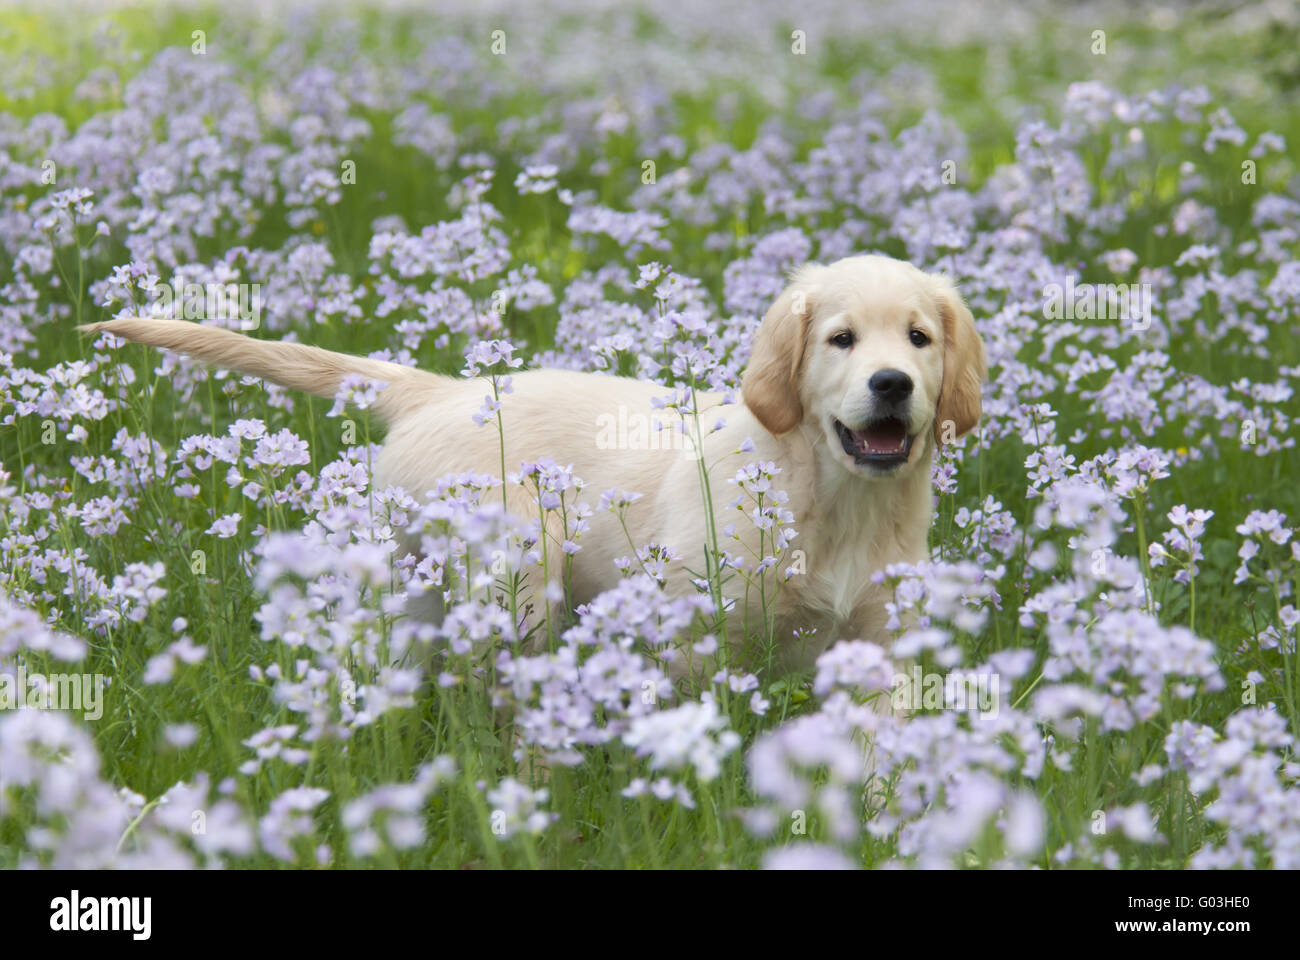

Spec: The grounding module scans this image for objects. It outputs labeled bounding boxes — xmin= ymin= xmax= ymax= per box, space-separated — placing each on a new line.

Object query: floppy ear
xmin=742 ymin=265 xmax=823 ymax=436
xmin=930 ymin=278 xmax=986 ymax=446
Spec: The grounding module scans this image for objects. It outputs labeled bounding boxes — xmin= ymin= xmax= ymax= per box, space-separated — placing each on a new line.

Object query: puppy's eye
xmin=830 ymin=331 xmax=854 ymax=349
xmin=908 ymin=329 xmax=930 ymax=348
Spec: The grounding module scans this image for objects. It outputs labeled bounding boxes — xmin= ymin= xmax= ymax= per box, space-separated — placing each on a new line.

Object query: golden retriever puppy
xmin=80 ymin=255 xmax=984 ymax=677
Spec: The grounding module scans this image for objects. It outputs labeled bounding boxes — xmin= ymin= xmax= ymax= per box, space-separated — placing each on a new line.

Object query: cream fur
xmin=79 ymin=255 xmax=985 ymax=678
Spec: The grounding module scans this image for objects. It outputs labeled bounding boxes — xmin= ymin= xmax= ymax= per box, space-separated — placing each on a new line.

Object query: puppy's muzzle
xmin=834 ymin=369 xmax=917 ymax=468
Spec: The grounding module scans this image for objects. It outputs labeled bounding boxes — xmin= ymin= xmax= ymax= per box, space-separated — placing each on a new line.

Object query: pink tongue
xmin=853 ymin=422 xmax=906 ymax=454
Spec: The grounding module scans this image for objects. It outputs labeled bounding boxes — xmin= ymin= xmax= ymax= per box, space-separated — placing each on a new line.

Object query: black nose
xmin=869 ymin=369 xmax=913 ymax=402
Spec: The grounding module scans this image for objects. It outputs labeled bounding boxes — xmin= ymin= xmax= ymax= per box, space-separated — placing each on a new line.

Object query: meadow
xmin=0 ymin=0 xmax=1298 ymax=869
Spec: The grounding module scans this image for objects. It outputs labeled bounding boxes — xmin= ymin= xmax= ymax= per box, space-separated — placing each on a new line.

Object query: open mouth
xmin=834 ymin=417 xmax=914 ymax=468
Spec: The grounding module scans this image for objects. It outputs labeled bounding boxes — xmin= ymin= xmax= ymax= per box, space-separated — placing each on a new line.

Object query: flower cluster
xmin=1 ymin=0 xmax=1297 ymax=870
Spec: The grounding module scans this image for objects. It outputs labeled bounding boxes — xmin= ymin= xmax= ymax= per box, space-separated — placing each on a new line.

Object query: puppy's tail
xmin=78 ymin=317 xmax=444 ymax=425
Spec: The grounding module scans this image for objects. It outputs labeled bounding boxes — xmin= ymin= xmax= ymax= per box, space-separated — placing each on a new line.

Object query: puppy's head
xmin=742 ymin=255 xmax=985 ymax=480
